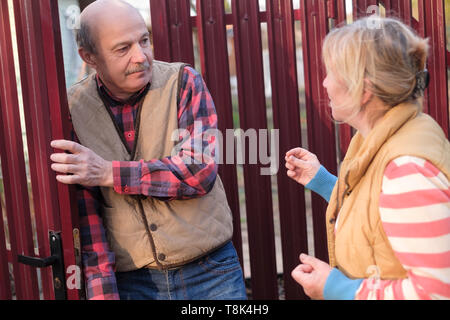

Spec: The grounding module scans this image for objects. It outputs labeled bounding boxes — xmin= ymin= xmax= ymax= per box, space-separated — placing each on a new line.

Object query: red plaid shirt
xmin=75 ymin=66 xmax=219 ymax=299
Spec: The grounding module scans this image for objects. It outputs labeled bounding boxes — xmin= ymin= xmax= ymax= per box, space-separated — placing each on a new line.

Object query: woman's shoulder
xmin=380 ymin=114 xmax=450 ymax=172
xmin=382 ymin=155 xmax=449 ymax=195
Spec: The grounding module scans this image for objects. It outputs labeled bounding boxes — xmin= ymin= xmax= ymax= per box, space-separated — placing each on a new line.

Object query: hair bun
xmin=408 ymin=40 xmax=429 ymax=71
xmin=413 ymin=69 xmax=430 ymax=97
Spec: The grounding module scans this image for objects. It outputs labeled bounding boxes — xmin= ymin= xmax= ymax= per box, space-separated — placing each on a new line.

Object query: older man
xmin=50 ymin=0 xmax=246 ymax=300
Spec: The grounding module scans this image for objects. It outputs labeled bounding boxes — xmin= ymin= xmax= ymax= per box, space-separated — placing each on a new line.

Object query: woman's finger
xmin=297 ymin=264 xmax=313 ymax=273
xmin=287 ymin=170 xmax=297 ymax=178
xmin=287 ymin=156 xmax=307 ymax=168
xmin=286 ymin=147 xmax=310 ymax=160
xmin=285 ymin=162 xmax=295 ymax=170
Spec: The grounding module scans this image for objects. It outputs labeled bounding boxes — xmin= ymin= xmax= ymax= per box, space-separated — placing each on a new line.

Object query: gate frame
xmin=0 ymin=0 xmax=82 ymax=300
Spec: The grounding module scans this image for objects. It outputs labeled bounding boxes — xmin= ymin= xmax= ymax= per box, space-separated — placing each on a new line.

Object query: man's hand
xmin=285 ymin=148 xmax=321 ymax=186
xmin=291 ymin=253 xmax=332 ymax=300
xmin=50 ymin=140 xmax=113 ymax=187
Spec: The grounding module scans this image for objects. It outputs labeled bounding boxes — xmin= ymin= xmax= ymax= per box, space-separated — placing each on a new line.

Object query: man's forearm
xmin=112 ymin=157 xmax=217 ymax=200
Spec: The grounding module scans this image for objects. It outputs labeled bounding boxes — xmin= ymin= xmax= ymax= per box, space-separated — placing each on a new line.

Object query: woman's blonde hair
xmin=322 ymin=16 xmax=429 ymax=123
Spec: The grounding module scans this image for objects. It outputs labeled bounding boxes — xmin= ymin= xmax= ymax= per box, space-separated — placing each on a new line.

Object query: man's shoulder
xmin=68 ymin=72 xmax=96 ymax=92
xmin=153 ymin=60 xmax=187 ymax=74
xmin=67 ymin=73 xmax=100 ymax=111
xmin=67 ymin=73 xmax=97 ymax=102
xmin=153 ymin=59 xmax=187 ymax=68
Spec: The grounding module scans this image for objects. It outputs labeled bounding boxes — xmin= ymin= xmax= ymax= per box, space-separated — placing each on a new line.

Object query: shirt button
xmin=150 ymin=224 xmax=157 ymax=232
xmin=158 ymin=253 xmax=166 ymax=261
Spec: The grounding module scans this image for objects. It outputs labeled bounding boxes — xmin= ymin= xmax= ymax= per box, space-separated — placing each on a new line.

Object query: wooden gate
xmin=0 ymin=0 xmax=448 ymax=300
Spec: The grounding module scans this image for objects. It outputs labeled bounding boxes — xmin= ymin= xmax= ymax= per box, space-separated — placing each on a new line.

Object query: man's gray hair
xmin=76 ymin=21 xmax=96 ymax=54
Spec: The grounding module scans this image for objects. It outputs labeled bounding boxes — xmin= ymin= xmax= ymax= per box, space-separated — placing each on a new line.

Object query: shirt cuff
xmin=112 ymin=160 xmax=142 ymax=194
xmin=85 ymin=275 xmax=120 ymax=300
xmin=305 ymin=165 xmax=337 ymax=202
xmin=323 ymin=268 xmax=363 ymax=300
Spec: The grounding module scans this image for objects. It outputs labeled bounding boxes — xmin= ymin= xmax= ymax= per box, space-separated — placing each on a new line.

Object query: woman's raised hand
xmin=285 ymin=147 xmax=321 ymax=186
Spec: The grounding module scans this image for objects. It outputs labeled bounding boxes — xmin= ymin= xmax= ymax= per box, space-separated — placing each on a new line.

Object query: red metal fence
xmin=150 ymin=0 xmax=449 ymax=300
xmin=0 ymin=0 xmax=448 ymax=300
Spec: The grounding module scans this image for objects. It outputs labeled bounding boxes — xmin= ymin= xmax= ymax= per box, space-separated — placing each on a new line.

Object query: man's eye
xmin=141 ymin=38 xmax=149 ymax=46
xmin=117 ymin=46 xmax=129 ymax=53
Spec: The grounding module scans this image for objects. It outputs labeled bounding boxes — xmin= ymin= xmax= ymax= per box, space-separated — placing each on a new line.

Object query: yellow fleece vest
xmin=326 ymin=101 xmax=450 ymax=280
xmin=68 ymin=61 xmax=233 ymax=272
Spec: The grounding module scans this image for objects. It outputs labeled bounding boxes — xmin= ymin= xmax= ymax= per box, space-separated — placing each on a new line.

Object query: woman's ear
xmin=361 ymin=78 xmax=374 ymax=105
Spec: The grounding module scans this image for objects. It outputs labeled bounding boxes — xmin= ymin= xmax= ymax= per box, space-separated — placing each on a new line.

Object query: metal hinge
xmin=17 ymin=231 xmax=66 ymax=300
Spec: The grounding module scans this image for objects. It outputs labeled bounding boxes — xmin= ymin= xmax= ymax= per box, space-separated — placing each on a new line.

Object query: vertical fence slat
xmin=336 ymin=0 xmax=347 ymax=24
xmin=266 ymin=0 xmax=308 ymax=300
xmin=0 ymin=0 xmax=40 ymax=300
xmin=300 ymin=0 xmax=337 ymax=263
xmin=231 ymin=0 xmax=278 ymax=299
xmin=400 ymin=0 xmax=413 ymax=26
xmin=150 ymin=0 xmax=195 ymax=66
xmin=0 ymin=197 xmax=12 ymax=299
xmin=38 ymin=0 xmax=82 ymax=300
xmin=195 ymin=0 xmax=244 ymax=272
xmin=418 ymin=0 xmax=449 ymax=137
xmin=13 ymin=0 xmax=64 ymax=300
xmin=382 ymin=0 xmax=413 ymax=25
xmin=12 ymin=0 xmax=82 ymax=300
xmin=149 ymin=0 xmax=171 ymax=60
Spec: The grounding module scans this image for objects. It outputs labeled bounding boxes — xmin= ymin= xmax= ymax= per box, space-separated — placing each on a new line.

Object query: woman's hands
xmin=285 ymin=148 xmax=321 ymax=186
xmin=291 ymin=253 xmax=332 ymax=300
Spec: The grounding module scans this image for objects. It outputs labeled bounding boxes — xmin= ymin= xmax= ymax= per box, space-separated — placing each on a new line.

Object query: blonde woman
xmin=286 ymin=17 xmax=450 ymax=300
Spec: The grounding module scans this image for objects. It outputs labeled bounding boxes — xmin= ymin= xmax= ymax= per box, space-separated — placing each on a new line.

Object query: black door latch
xmin=17 ymin=231 xmax=66 ymax=300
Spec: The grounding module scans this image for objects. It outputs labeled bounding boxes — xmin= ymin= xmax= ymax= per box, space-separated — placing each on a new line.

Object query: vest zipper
xmin=332 ymin=171 xmax=351 ymax=225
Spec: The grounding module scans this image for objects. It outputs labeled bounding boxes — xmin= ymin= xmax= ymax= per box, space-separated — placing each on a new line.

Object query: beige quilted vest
xmin=326 ymin=102 xmax=450 ymax=280
xmin=68 ymin=61 xmax=233 ymax=272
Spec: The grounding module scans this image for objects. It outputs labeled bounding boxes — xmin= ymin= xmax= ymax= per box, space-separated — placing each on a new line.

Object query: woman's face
xmin=322 ymin=69 xmax=354 ymax=122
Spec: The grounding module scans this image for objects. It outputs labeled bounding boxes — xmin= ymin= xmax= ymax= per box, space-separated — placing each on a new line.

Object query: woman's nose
xmin=322 ymin=76 xmax=328 ymax=88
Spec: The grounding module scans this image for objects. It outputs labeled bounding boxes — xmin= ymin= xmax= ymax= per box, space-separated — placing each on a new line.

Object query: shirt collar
xmin=95 ymin=74 xmax=150 ymax=106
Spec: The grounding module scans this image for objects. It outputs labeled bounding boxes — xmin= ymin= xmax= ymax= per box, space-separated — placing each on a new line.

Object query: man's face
xmin=92 ymin=12 xmax=153 ymax=98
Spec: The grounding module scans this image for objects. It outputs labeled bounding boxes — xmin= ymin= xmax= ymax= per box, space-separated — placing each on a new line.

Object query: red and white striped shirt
xmin=355 ymin=156 xmax=450 ymax=299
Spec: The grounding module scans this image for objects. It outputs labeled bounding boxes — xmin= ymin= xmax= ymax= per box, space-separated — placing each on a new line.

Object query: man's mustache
xmin=125 ymin=62 xmax=151 ymax=76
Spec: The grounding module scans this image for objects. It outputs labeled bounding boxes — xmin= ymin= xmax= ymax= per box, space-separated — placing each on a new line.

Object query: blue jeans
xmin=116 ymin=241 xmax=247 ymax=300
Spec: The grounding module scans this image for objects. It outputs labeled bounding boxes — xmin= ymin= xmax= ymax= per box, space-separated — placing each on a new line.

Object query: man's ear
xmin=78 ymin=47 xmax=97 ymax=69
